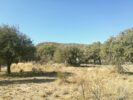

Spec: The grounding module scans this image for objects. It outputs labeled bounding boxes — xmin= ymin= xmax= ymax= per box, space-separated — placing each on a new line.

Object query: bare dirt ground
xmin=0 ymin=63 xmax=133 ymax=100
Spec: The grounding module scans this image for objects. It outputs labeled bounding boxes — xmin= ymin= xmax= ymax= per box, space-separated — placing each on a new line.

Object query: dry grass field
xmin=0 ymin=63 xmax=133 ymax=100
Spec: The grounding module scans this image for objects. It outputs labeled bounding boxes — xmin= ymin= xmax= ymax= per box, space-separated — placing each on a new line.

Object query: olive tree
xmin=36 ymin=44 xmax=57 ymax=63
xmin=53 ymin=48 xmax=66 ymax=63
xmin=0 ymin=25 xmax=35 ymax=74
xmin=65 ymin=47 xmax=83 ymax=66
xmin=84 ymin=42 xmax=101 ymax=64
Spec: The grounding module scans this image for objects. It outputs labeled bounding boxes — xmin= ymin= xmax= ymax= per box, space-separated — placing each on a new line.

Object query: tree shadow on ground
xmin=0 ymin=71 xmax=73 ymax=86
xmin=0 ymin=78 xmax=56 ymax=86
xmin=0 ymin=71 xmax=74 ymax=86
xmin=124 ymin=72 xmax=133 ymax=75
xmin=1 ymin=71 xmax=74 ymax=78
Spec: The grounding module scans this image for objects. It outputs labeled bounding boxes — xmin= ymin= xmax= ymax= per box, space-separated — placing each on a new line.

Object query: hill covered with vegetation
xmin=36 ymin=28 xmax=133 ymax=66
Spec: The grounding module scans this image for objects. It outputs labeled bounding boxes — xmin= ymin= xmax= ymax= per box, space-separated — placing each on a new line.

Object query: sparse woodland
xmin=0 ymin=25 xmax=133 ymax=100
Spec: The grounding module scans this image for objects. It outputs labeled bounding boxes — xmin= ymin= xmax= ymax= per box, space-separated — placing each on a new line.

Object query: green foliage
xmin=1 ymin=24 xmax=133 ymax=74
xmin=84 ymin=42 xmax=101 ymax=64
xmin=100 ymin=37 xmax=115 ymax=64
xmin=101 ymin=29 xmax=133 ymax=73
xmin=65 ymin=47 xmax=83 ymax=66
xmin=0 ymin=25 xmax=35 ymax=74
xmin=36 ymin=44 xmax=57 ymax=63
xmin=17 ymin=33 xmax=36 ymax=61
xmin=53 ymin=48 xmax=66 ymax=63
xmin=124 ymin=47 xmax=133 ymax=62
xmin=35 ymin=28 xmax=133 ymax=72
xmin=122 ymin=30 xmax=133 ymax=62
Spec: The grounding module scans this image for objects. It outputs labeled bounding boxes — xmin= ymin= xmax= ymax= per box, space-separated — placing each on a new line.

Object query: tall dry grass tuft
xmin=75 ymin=69 xmax=105 ymax=100
xmin=55 ymin=65 xmax=68 ymax=84
xmin=11 ymin=62 xmax=34 ymax=72
xmin=11 ymin=62 xmax=45 ymax=72
xmin=71 ymin=66 xmax=132 ymax=100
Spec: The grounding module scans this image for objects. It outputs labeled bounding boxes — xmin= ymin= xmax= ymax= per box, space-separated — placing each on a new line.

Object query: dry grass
xmin=0 ymin=63 xmax=133 ymax=100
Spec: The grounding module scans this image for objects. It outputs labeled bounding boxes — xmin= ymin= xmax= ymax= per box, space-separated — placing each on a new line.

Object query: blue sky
xmin=0 ymin=0 xmax=133 ymax=44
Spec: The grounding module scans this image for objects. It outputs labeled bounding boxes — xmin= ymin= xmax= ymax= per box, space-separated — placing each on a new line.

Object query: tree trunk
xmin=94 ymin=59 xmax=96 ymax=64
xmin=7 ymin=63 xmax=11 ymax=74
xmin=99 ymin=58 xmax=101 ymax=65
xmin=0 ymin=64 xmax=1 ymax=72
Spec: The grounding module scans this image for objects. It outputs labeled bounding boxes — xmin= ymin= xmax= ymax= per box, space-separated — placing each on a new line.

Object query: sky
xmin=0 ymin=0 xmax=133 ymax=44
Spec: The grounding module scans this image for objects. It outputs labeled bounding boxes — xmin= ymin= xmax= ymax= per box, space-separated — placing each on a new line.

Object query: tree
xmin=84 ymin=42 xmax=101 ymax=64
xmin=124 ymin=47 xmax=133 ymax=62
xmin=53 ymin=48 xmax=66 ymax=63
xmin=36 ymin=44 xmax=57 ymax=63
xmin=0 ymin=25 xmax=35 ymax=74
xmin=112 ymin=42 xmax=125 ymax=73
xmin=65 ymin=47 xmax=83 ymax=66
xmin=0 ymin=58 xmax=3 ymax=72
xmin=121 ymin=30 xmax=133 ymax=62
xmin=17 ymin=33 xmax=36 ymax=62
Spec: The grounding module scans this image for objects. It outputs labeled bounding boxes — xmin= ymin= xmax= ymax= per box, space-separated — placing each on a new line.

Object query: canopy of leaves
xmin=36 ymin=28 xmax=133 ymax=67
xmin=0 ymin=25 xmax=35 ymax=73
